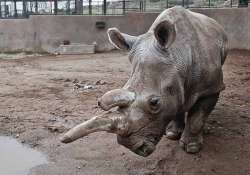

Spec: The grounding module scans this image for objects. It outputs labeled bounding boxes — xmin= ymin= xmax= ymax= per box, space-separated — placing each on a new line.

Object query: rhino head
xmin=61 ymin=20 xmax=184 ymax=157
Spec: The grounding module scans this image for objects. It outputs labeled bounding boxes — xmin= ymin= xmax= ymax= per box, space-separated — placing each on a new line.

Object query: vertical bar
xmin=140 ymin=1 xmax=142 ymax=12
xmin=144 ymin=0 xmax=146 ymax=11
xmin=89 ymin=0 xmax=92 ymax=15
xmin=122 ymin=0 xmax=125 ymax=14
xmin=74 ymin=0 xmax=77 ymax=14
xmin=66 ymin=0 xmax=70 ymax=14
xmin=230 ymin=0 xmax=232 ymax=7
xmin=14 ymin=0 xmax=17 ymax=17
xmin=4 ymin=0 xmax=6 ymax=17
xmin=22 ymin=0 xmax=26 ymax=17
xmin=54 ymin=0 xmax=58 ymax=14
xmin=77 ymin=0 xmax=83 ymax=14
xmin=166 ymin=0 xmax=168 ymax=8
xmin=103 ymin=0 xmax=106 ymax=15
xmin=0 ymin=1 xmax=1 ymax=18
xmin=35 ymin=0 xmax=38 ymax=13
xmin=208 ymin=0 xmax=211 ymax=7
xmin=182 ymin=0 xmax=184 ymax=7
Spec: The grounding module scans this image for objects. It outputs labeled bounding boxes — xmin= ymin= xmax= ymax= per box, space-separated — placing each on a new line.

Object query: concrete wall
xmin=192 ymin=8 xmax=250 ymax=51
xmin=0 ymin=8 xmax=249 ymax=53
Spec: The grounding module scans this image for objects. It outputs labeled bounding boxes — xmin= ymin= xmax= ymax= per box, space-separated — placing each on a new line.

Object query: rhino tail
xmin=221 ymin=33 xmax=228 ymax=66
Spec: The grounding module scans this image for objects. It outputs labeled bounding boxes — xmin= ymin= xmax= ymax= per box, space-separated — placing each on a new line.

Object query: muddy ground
xmin=0 ymin=50 xmax=249 ymax=175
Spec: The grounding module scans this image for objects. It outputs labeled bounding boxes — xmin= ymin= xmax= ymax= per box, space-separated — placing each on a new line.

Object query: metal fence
xmin=0 ymin=0 xmax=248 ymax=18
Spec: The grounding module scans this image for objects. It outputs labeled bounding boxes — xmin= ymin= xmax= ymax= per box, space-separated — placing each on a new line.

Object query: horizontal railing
xmin=0 ymin=0 xmax=248 ymax=18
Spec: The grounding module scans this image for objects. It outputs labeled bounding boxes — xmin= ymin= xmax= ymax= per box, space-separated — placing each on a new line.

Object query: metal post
xmin=89 ymin=0 xmax=92 ymax=15
xmin=122 ymin=0 xmax=125 ymax=14
xmin=14 ymin=0 xmax=17 ymax=17
xmin=208 ymin=0 xmax=211 ymax=7
xmin=0 ymin=1 xmax=2 ymax=18
xmin=166 ymin=0 xmax=168 ymax=8
xmin=103 ymin=0 xmax=106 ymax=15
xmin=230 ymin=0 xmax=232 ymax=7
xmin=35 ymin=0 xmax=38 ymax=13
xmin=76 ymin=0 xmax=83 ymax=14
xmin=140 ymin=1 xmax=142 ymax=12
xmin=66 ymin=0 xmax=70 ymax=14
xmin=4 ymin=0 xmax=6 ymax=17
xmin=22 ymin=0 xmax=26 ymax=17
xmin=54 ymin=0 xmax=58 ymax=14
xmin=143 ymin=0 xmax=146 ymax=11
xmin=74 ymin=0 xmax=76 ymax=14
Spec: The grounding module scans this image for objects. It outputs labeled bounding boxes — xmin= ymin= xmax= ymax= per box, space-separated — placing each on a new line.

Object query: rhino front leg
xmin=180 ymin=93 xmax=219 ymax=153
xmin=166 ymin=113 xmax=185 ymax=140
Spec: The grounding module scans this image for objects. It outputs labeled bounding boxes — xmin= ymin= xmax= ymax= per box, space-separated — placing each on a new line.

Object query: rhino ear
xmin=107 ymin=28 xmax=137 ymax=51
xmin=154 ymin=20 xmax=176 ymax=49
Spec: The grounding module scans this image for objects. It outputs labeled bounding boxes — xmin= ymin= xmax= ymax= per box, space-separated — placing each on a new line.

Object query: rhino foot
xmin=179 ymin=140 xmax=202 ymax=153
xmin=166 ymin=131 xmax=181 ymax=140
xmin=166 ymin=119 xmax=184 ymax=140
xmin=179 ymin=134 xmax=203 ymax=154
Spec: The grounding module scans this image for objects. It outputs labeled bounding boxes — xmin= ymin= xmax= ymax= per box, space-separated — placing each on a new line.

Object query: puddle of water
xmin=0 ymin=136 xmax=48 ymax=175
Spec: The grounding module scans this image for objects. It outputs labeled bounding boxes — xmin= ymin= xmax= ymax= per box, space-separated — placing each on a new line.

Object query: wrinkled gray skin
xmin=61 ymin=6 xmax=228 ymax=157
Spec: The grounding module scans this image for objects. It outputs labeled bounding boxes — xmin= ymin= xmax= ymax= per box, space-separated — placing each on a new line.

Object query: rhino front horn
xmin=61 ymin=112 xmax=128 ymax=143
xmin=98 ymin=89 xmax=135 ymax=111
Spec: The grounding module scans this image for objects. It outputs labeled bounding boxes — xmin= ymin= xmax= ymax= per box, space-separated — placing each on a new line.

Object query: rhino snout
xmin=117 ymin=134 xmax=160 ymax=157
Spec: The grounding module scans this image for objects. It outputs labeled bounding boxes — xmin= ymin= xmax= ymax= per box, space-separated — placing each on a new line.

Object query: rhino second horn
xmin=98 ymin=89 xmax=135 ymax=111
xmin=60 ymin=112 xmax=127 ymax=143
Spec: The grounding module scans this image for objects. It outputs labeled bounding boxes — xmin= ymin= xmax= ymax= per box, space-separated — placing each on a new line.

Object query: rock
xmin=203 ymin=126 xmax=211 ymax=135
xmin=21 ymin=140 xmax=25 ymax=143
xmin=74 ymin=83 xmax=95 ymax=90
xmin=64 ymin=78 xmax=71 ymax=82
xmin=72 ymin=78 xmax=79 ymax=83
xmin=74 ymin=83 xmax=83 ymax=89
xmin=80 ymin=160 xmax=88 ymax=167
xmin=95 ymin=80 xmax=107 ymax=85
xmin=46 ymin=124 xmax=66 ymax=133
xmin=48 ymin=118 xmax=57 ymax=122
xmin=83 ymin=85 xmax=95 ymax=89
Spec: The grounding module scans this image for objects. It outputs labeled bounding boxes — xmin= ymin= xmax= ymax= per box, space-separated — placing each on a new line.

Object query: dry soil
xmin=0 ymin=50 xmax=249 ymax=175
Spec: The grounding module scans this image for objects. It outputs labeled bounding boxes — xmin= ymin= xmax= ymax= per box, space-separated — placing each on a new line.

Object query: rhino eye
xmin=148 ymin=96 xmax=161 ymax=114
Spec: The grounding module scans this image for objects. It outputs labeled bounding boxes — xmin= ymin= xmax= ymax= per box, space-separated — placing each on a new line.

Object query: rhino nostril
xmin=97 ymin=100 xmax=101 ymax=107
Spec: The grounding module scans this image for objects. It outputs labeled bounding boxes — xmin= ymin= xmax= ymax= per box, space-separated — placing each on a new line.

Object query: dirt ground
xmin=0 ymin=50 xmax=249 ymax=175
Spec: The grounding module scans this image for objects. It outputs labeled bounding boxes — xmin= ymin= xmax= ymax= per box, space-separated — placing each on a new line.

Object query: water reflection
xmin=0 ymin=136 xmax=47 ymax=175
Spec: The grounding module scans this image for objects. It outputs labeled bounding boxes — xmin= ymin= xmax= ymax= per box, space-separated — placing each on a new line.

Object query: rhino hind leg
xmin=180 ymin=93 xmax=220 ymax=153
xmin=166 ymin=113 xmax=185 ymax=140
